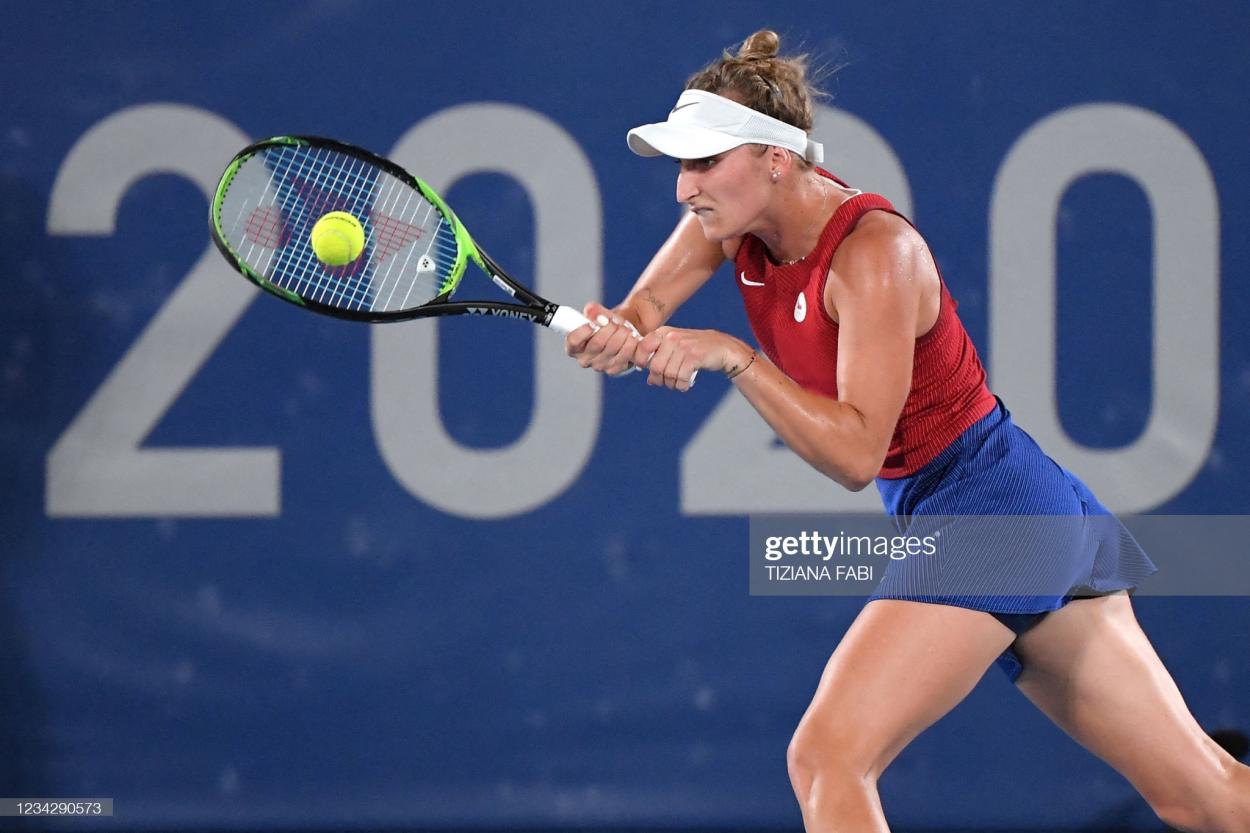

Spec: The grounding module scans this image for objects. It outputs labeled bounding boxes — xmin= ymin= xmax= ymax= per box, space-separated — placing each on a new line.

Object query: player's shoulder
xmin=841 ymin=209 xmax=922 ymax=259
xmin=832 ymin=208 xmax=927 ymax=278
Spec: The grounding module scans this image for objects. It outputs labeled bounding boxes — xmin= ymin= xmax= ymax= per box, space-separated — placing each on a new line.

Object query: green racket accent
xmin=408 ymin=174 xmax=475 ymax=299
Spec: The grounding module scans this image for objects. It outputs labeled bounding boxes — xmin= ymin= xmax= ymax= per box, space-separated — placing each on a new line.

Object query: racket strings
xmin=242 ymin=205 xmax=289 ymax=249
xmin=268 ymin=147 xmax=430 ymax=310
xmin=268 ymin=148 xmax=378 ymax=307
xmin=217 ymin=142 xmax=461 ymax=313
xmin=226 ymin=145 xmax=381 ymax=307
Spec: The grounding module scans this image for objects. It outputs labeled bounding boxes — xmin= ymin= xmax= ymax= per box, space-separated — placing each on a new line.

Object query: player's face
xmin=675 ymin=145 xmax=771 ymax=241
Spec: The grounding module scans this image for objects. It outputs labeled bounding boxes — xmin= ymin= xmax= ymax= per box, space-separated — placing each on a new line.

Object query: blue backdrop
xmin=2 ymin=1 xmax=1248 ymax=829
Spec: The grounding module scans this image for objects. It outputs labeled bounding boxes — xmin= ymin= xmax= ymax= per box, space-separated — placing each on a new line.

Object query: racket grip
xmin=548 ymin=304 xmax=642 ymax=374
xmin=548 ymin=305 xmax=593 ymax=336
xmin=550 ymin=305 xmax=696 ymax=388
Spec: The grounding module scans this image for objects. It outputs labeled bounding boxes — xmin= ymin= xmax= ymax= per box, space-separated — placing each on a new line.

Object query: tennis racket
xmin=209 ymin=134 xmax=597 ymax=334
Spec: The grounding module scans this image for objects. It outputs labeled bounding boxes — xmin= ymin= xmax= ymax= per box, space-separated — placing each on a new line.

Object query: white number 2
xmin=45 ymin=104 xmax=280 ymax=517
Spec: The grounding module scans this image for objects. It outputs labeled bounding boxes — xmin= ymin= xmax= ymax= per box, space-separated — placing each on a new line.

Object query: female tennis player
xmin=567 ymin=29 xmax=1250 ymax=832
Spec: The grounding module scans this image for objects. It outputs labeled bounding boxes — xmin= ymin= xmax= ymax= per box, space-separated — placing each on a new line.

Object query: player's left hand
xmin=636 ymin=327 xmax=751 ymax=392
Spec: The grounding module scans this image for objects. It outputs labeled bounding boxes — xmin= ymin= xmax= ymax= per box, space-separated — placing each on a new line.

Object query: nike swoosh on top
xmin=670 ymin=102 xmax=698 ymax=113
xmin=740 ymin=271 xmax=766 ymax=287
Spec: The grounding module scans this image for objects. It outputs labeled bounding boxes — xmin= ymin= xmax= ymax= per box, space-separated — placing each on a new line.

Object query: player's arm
xmin=616 ymin=210 xmax=730 ymax=333
xmin=640 ymin=214 xmax=926 ymax=490
xmin=568 ymin=211 xmax=728 ymax=374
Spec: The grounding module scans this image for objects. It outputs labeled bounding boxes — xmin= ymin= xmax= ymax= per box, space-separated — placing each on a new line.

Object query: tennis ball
xmin=310 ymin=211 xmax=365 ymax=266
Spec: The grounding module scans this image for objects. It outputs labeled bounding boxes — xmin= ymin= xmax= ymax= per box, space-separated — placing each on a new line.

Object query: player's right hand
xmin=565 ymin=301 xmax=645 ymax=377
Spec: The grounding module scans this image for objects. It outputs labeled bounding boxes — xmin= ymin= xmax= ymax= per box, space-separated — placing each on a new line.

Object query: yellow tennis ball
xmin=310 ymin=211 xmax=365 ymax=266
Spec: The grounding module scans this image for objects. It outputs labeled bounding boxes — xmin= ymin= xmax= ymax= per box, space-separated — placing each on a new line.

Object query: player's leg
xmin=1013 ymin=592 xmax=1250 ymax=832
xmin=787 ymin=599 xmax=1017 ymax=831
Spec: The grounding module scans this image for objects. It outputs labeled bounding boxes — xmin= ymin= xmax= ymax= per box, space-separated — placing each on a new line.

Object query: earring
xmin=771 ymin=170 xmax=780 ymax=182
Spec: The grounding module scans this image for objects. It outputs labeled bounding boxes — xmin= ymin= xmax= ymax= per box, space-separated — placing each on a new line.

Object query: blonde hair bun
xmin=739 ymin=29 xmax=780 ymax=60
xmin=686 ymin=28 xmax=824 ymax=135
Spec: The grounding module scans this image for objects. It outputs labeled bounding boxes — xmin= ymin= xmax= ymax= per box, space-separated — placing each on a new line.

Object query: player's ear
xmin=768 ymin=146 xmax=793 ymax=176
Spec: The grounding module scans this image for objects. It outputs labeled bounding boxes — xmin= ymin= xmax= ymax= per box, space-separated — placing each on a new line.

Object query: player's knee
xmin=785 ymin=732 xmax=816 ymax=805
xmin=1149 ymin=801 xmax=1245 ymax=833
xmin=1145 ymin=760 xmax=1250 ymax=833
xmin=1150 ymin=798 xmax=1203 ymax=833
xmin=1138 ymin=773 xmax=1212 ymax=832
xmin=787 ymin=722 xmax=877 ymax=809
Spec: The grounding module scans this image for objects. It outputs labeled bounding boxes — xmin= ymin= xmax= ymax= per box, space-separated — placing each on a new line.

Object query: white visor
xmin=627 ymin=89 xmax=823 ymax=164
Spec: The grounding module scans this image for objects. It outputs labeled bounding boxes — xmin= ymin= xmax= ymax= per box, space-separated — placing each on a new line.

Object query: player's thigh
xmin=791 ymin=599 xmax=1016 ymax=778
xmin=1012 ymin=593 xmax=1234 ymax=810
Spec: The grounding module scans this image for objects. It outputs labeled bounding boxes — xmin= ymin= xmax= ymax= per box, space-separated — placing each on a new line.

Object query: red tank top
xmin=733 ymin=172 xmax=996 ymax=478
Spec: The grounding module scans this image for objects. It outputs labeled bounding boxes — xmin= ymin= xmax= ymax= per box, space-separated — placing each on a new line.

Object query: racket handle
xmin=548 ymin=305 xmax=593 ymax=336
xmin=549 ymin=304 xmax=697 ymax=388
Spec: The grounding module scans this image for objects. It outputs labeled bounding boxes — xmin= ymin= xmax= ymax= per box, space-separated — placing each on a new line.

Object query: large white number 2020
xmin=45 ymin=101 xmax=1220 ymax=519
xmin=45 ymin=104 xmax=279 ymax=517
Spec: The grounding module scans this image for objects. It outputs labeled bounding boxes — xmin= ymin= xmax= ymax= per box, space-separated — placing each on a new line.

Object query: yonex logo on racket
xmin=370 ymin=211 xmax=424 ymax=261
xmin=465 ymin=306 xmax=534 ymax=320
xmin=243 ymin=206 xmax=290 ymax=250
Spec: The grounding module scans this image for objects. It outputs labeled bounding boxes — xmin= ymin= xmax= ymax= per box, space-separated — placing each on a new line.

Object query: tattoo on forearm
xmin=725 ymin=350 xmax=757 ymax=380
xmin=643 ymin=289 xmax=667 ymax=315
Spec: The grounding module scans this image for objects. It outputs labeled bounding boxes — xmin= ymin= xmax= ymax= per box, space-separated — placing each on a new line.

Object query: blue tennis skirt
xmin=870 ymin=397 xmax=1157 ymax=680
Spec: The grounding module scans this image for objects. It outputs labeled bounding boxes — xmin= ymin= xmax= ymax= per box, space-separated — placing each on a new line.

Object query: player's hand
xmin=564 ymin=301 xmax=644 ymax=377
xmin=636 ymin=327 xmax=752 ymax=392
